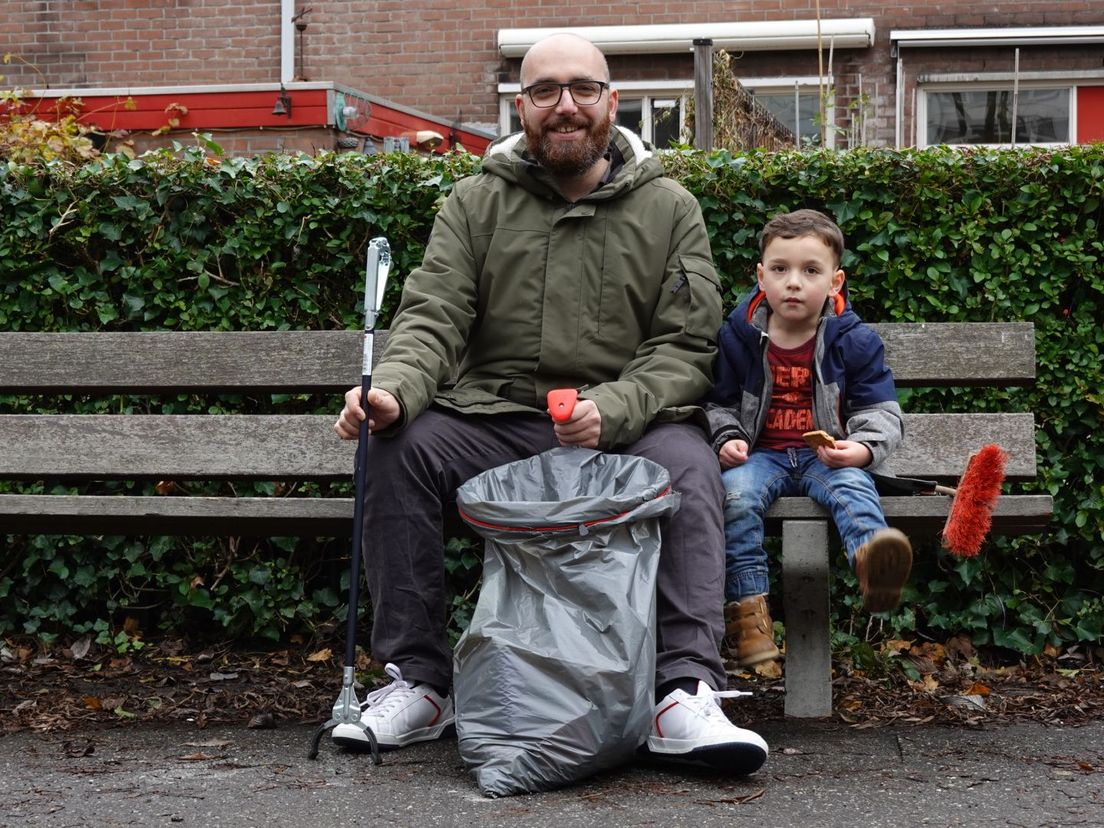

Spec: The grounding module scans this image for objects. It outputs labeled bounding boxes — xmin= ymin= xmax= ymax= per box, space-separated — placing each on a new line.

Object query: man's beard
xmin=524 ymin=114 xmax=612 ymax=176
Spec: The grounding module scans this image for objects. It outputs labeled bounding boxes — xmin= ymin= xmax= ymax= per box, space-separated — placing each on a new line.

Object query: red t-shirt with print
xmin=758 ymin=336 xmax=816 ymax=451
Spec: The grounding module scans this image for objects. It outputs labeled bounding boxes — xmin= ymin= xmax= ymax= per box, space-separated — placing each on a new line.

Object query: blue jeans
xmin=721 ymin=447 xmax=887 ymax=602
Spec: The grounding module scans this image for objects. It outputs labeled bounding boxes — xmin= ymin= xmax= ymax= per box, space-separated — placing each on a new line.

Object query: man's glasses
xmin=521 ymin=80 xmax=609 ymax=108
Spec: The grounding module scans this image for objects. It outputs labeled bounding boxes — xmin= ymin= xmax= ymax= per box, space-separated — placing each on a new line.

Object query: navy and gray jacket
xmin=703 ymin=283 xmax=904 ymax=474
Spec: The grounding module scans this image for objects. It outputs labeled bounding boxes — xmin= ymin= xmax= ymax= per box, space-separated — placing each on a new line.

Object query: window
xmin=742 ymin=78 xmax=835 ymax=147
xmin=923 ymin=86 xmax=1070 ymax=146
xmin=916 ymin=72 xmax=1104 ymax=148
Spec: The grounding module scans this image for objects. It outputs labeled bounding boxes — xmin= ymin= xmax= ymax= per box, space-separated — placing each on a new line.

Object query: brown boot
xmin=855 ymin=527 xmax=913 ymax=613
xmin=722 ymin=594 xmax=781 ymax=667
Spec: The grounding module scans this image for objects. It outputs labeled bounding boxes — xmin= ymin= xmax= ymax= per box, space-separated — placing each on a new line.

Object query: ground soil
xmin=3 ymin=633 xmax=1102 ymax=735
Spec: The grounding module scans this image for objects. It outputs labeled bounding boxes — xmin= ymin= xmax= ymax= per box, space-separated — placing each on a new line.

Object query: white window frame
xmin=915 ymin=70 xmax=1104 ymax=148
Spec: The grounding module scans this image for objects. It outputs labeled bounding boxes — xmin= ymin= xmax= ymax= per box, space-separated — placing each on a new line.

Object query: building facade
xmin=3 ymin=0 xmax=1102 ymax=152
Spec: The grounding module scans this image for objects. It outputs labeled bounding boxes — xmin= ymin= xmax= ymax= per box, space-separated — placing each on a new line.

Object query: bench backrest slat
xmin=0 ymin=323 xmax=1034 ymax=394
xmin=0 ymin=331 xmax=369 ymax=394
xmin=870 ymin=322 xmax=1035 ymax=386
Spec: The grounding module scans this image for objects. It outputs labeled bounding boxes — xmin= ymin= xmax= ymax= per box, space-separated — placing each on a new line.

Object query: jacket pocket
xmin=667 ymin=254 xmax=723 ymax=342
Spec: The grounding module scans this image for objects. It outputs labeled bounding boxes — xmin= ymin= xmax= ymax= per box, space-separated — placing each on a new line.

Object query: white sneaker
xmin=642 ymin=680 xmax=768 ymax=774
xmin=331 ymin=663 xmax=454 ymax=752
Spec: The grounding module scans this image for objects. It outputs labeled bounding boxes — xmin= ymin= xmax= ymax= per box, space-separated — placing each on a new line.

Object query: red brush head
xmin=942 ymin=444 xmax=1008 ymax=557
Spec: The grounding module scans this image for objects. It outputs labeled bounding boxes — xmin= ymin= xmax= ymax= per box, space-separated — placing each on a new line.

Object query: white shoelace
xmin=359 ymin=662 xmax=418 ymax=714
xmin=689 ymin=688 xmax=752 ymax=720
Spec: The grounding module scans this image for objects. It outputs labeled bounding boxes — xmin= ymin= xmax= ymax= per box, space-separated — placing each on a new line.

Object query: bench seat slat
xmin=0 ymin=412 xmax=1039 ymax=481
xmin=0 ymin=494 xmax=352 ymax=537
xmin=0 ymin=493 xmax=1053 ymax=538
xmin=767 ymin=494 xmax=1053 ymax=534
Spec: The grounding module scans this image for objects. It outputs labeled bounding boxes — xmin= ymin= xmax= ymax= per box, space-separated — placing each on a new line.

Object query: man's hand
xmin=333 ymin=386 xmax=400 ymax=440
xmin=553 ymin=398 xmax=601 ymax=448
xmin=718 ymin=438 xmax=749 ymax=469
xmin=815 ymin=439 xmax=872 ymax=468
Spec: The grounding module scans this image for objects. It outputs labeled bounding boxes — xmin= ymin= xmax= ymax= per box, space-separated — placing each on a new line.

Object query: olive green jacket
xmin=372 ymin=126 xmax=723 ymax=450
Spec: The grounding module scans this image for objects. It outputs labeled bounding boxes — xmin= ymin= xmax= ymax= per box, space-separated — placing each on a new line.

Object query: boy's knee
xmin=723 ymin=487 xmax=754 ymax=521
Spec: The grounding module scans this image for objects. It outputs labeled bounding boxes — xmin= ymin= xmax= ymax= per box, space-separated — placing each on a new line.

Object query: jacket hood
xmin=737 ymin=277 xmax=854 ymax=333
xmin=482 ymin=125 xmax=664 ymax=199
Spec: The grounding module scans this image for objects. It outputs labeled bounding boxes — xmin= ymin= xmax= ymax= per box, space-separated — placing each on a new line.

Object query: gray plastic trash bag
xmin=452 ymin=447 xmax=680 ymax=797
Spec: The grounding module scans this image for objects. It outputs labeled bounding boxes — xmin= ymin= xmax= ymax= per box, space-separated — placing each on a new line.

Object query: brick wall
xmin=3 ymin=1 xmax=1101 ymax=147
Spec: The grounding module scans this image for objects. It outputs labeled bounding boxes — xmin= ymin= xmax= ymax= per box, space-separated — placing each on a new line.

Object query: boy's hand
xmin=718 ymin=438 xmax=749 ymax=469
xmin=815 ymin=439 xmax=872 ymax=468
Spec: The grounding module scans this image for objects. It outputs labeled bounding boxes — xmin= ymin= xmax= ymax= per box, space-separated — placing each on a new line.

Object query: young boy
xmin=704 ymin=209 xmax=912 ymax=667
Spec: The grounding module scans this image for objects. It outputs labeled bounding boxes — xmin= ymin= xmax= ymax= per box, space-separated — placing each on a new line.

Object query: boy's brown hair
xmin=758 ymin=209 xmax=845 ymax=268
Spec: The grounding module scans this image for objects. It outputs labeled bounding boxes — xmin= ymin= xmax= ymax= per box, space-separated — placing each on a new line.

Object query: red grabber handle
xmin=547 ymin=388 xmax=578 ymax=424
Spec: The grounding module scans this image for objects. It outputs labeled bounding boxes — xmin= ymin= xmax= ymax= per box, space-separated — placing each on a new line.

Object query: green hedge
xmin=1 ymin=141 xmax=1101 ymax=654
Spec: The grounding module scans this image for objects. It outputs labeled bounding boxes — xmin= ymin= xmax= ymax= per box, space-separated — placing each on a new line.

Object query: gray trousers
xmin=361 ymin=407 xmax=727 ymax=692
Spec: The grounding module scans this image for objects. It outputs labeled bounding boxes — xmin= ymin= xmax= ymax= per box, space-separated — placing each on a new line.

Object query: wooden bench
xmin=0 ymin=324 xmax=1052 ymax=719
xmin=772 ymin=322 xmax=1052 ymax=717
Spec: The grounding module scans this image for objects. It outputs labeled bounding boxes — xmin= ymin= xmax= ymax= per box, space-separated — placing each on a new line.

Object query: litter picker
xmin=307 ymin=236 xmax=391 ymax=762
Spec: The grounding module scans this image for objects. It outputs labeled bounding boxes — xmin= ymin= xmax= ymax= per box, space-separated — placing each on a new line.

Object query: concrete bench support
xmin=782 ymin=519 xmax=832 ymax=718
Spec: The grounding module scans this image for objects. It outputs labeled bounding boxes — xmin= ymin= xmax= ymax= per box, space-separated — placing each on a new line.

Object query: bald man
xmin=332 ymin=32 xmax=768 ymax=778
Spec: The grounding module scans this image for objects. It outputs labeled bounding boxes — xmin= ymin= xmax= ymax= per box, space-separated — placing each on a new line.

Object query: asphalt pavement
xmin=3 ymin=716 xmax=1102 ymax=827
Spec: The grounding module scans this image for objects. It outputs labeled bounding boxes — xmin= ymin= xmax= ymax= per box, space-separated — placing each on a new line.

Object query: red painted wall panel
xmin=1077 ymin=86 xmax=1104 ymax=144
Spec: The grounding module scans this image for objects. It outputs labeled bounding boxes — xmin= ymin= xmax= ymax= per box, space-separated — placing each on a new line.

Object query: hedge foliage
xmin=1 ymin=140 xmax=1101 ymax=654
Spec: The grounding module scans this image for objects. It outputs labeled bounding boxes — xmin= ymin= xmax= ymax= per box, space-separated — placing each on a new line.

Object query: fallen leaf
xmin=155 ymin=479 xmax=181 ymax=495
xmin=698 ymin=788 xmax=766 ymax=805
xmin=70 ymin=636 xmax=92 ymax=661
xmin=908 ymin=654 xmax=938 ymax=675
xmin=62 ymin=740 xmax=95 ymax=757
xmin=82 ymin=696 xmax=103 ymax=711
xmin=183 ymin=739 xmax=232 ymax=748
xmin=965 ymin=681 xmax=991 ymax=697
xmin=754 ymin=661 xmax=781 ymax=679
xmin=947 ymin=694 xmax=987 ymax=711
xmin=247 ymin=712 xmax=276 ymax=729
xmin=306 ymin=648 xmax=333 ymax=663
xmin=945 ymin=634 xmax=978 ymax=662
